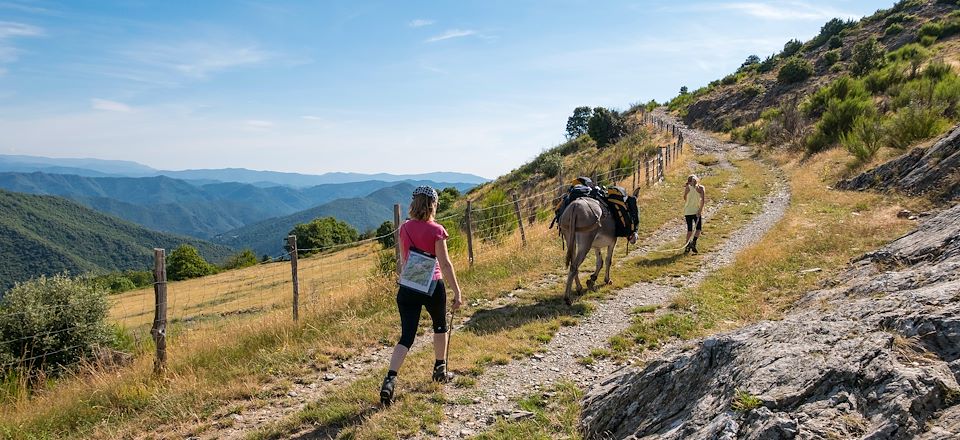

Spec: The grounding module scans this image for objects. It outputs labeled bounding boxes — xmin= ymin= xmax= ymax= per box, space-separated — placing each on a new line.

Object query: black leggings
xmin=396 ymin=280 xmax=447 ymax=349
xmin=685 ymin=214 xmax=702 ymax=232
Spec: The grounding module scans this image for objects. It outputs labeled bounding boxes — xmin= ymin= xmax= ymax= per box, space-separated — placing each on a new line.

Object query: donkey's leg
xmin=604 ymin=243 xmax=615 ymax=285
xmin=572 ymin=235 xmax=592 ymax=293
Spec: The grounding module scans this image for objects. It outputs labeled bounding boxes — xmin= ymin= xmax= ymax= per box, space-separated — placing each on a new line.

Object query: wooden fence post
xmin=645 ymin=158 xmax=650 ymax=186
xmin=632 ymin=159 xmax=638 ymax=191
xmin=465 ymin=201 xmax=475 ymax=266
xmin=287 ymin=235 xmax=300 ymax=322
xmin=151 ymin=248 xmax=167 ymax=375
xmin=512 ymin=194 xmax=526 ymax=246
xmin=393 ymin=204 xmax=402 ymax=274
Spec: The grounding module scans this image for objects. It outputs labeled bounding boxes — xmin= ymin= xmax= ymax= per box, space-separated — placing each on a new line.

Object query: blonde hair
xmin=409 ymin=194 xmax=437 ymax=221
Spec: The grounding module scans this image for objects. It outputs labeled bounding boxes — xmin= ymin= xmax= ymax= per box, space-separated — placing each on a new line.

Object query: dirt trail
xmin=432 ymin=111 xmax=791 ymax=439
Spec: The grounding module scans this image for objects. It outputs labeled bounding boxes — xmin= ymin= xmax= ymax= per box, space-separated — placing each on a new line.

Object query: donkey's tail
xmin=564 ymin=209 xmax=576 ymax=268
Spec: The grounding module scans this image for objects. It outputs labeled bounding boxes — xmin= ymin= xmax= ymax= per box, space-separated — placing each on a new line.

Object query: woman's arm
xmin=435 ymin=239 xmax=463 ymax=311
xmin=698 ymin=186 xmax=706 ymax=215
xmin=683 ymin=185 xmax=690 ymax=201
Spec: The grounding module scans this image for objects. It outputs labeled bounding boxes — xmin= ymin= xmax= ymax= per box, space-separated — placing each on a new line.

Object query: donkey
xmin=558 ymin=197 xmax=617 ymax=305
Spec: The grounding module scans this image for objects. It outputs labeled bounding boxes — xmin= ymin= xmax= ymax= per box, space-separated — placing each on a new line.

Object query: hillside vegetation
xmin=0 ymin=189 xmax=232 ymax=292
xmin=666 ymin=0 xmax=960 ymax=166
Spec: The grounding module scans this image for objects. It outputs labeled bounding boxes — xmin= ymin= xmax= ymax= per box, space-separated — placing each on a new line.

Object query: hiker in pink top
xmin=380 ymin=185 xmax=464 ymax=405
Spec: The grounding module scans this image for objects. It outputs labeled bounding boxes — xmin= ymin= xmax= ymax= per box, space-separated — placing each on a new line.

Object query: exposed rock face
xmin=837 ymin=124 xmax=960 ymax=201
xmin=580 ymin=204 xmax=960 ymax=439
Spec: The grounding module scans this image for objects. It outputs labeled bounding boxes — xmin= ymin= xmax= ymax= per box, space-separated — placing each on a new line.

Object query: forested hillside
xmin=216 ymin=183 xmax=417 ymax=256
xmin=0 ymin=189 xmax=232 ymax=292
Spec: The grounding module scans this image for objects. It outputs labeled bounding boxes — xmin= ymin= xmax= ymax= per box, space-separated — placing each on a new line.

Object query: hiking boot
xmin=432 ymin=363 xmax=454 ymax=383
xmin=691 ymin=245 xmax=699 ymax=254
xmin=380 ymin=375 xmax=396 ymax=405
xmin=684 ymin=242 xmax=691 ymax=254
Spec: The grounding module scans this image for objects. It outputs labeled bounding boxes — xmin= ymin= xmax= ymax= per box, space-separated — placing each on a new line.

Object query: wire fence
xmin=0 ymin=109 xmax=688 ymax=376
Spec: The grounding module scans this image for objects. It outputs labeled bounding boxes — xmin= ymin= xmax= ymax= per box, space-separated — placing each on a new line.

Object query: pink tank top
xmin=400 ymin=219 xmax=448 ymax=280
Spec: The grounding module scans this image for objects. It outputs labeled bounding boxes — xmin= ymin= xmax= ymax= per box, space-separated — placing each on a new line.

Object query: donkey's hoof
xmin=586 ymin=279 xmax=596 ymax=289
xmin=564 ymin=296 xmax=573 ymax=306
xmin=605 ymin=280 xmax=613 ymax=286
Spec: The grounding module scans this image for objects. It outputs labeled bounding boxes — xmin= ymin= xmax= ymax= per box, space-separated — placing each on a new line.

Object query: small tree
xmin=741 ymin=55 xmax=761 ymax=70
xmin=437 ymin=187 xmax=460 ymax=213
xmin=679 ymin=86 xmax=689 ymax=95
xmin=782 ymin=39 xmax=803 ymax=57
xmin=777 ymin=58 xmax=813 ymax=84
xmin=376 ymin=220 xmax=396 ymax=249
xmin=222 ymin=249 xmax=257 ymax=270
xmin=289 ymin=217 xmax=359 ymax=256
xmin=0 ymin=274 xmax=112 ymax=374
xmin=565 ymin=106 xmax=592 ymax=139
xmin=167 ymin=244 xmax=215 ymax=281
xmin=587 ymin=107 xmax=625 ymax=149
xmin=851 ymin=37 xmax=885 ymax=76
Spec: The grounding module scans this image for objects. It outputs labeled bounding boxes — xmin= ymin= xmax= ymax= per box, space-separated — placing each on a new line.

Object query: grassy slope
xmin=0 ymin=189 xmax=233 ymax=292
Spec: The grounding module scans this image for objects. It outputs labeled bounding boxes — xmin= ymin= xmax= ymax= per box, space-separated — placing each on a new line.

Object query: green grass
xmin=731 ymin=389 xmax=763 ymax=412
xmin=473 ymin=381 xmax=583 ymax=440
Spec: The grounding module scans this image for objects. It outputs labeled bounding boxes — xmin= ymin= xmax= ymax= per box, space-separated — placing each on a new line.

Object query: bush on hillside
xmin=803 ymin=76 xmax=869 ymax=117
xmin=864 ymin=61 xmax=908 ymax=94
xmin=587 ymin=107 xmax=626 ymax=149
xmin=934 ymin=75 xmax=960 ymax=117
xmin=885 ymin=23 xmax=904 ymax=36
xmin=841 ymin=115 xmax=884 ymax=162
xmin=806 ymin=89 xmax=876 ymax=153
xmin=90 ymin=270 xmax=152 ymax=294
xmin=919 ymin=35 xmax=937 ymax=47
xmin=538 ymin=152 xmax=563 ymax=178
xmin=828 ymin=34 xmax=843 ymax=49
xmin=887 ymin=43 xmax=930 ymax=78
xmin=0 ymin=274 xmax=113 ymax=375
xmin=781 ymin=39 xmax=803 ymax=58
xmin=777 ymin=58 xmax=813 ymax=84
xmin=437 ymin=187 xmax=461 ymax=213
xmin=808 ymin=18 xmax=855 ymax=49
xmin=221 ymin=249 xmax=257 ymax=270
xmin=851 ymin=37 xmax=885 ymax=76
xmin=167 ymin=244 xmax=216 ymax=281
xmin=919 ymin=22 xmax=944 ymax=39
xmin=883 ymin=102 xmax=949 ymax=149
xmin=375 ymin=221 xmax=395 ymax=249
xmin=758 ymin=55 xmax=778 ymax=73
xmin=891 ymin=77 xmax=937 ymax=110
xmin=288 ymin=217 xmax=359 ymax=257
xmin=823 ymin=50 xmax=841 ymax=67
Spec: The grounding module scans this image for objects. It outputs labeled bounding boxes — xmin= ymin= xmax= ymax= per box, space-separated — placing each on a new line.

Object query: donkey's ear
xmin=632 ymin=187 xmax=641 ymax=198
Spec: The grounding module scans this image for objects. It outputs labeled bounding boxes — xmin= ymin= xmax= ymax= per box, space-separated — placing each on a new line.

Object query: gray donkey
xmin=558 ymin=197 xmax=617 ymax=305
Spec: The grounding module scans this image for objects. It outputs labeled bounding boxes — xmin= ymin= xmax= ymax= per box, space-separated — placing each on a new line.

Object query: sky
xmin=0 ymin=0 xmax=892 ymax=178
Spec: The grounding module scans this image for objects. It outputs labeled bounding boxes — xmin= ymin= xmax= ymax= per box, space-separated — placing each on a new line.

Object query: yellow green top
xmin=684 ymin=185 xmax=703 ymax=216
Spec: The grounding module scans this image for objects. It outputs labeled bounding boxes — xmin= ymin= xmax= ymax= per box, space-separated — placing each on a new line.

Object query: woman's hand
xmin=451 ymin=292 xmax=463 ymax=311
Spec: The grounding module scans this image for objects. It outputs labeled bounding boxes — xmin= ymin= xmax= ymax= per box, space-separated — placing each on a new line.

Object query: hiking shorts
xmin=685 ymin=214 xmax=702 ymax=232
xmin=396 ymin=280 xmax=447 ymax=349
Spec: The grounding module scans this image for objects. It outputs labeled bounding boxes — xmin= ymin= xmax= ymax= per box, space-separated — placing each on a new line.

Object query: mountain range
xmin=0 ymin=172 xmax=474 ymax=239
xmin=0 ymin=154 xmax=488 ymax=187
xmin=215 ymin=182 xmax=417 ymax=256
xmin=0 ymin=189 xmax=233 ymax=292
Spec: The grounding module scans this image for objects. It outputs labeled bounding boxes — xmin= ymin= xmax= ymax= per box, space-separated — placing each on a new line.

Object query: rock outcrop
xmin=837 ymin=124 xmax=960 ymax=201
xmin=580 ymin=204 xmax=960 ymax=439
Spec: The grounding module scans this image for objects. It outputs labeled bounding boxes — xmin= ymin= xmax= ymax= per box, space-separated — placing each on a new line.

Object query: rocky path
xmin=432 ymin=113 xmax=791 ymax=439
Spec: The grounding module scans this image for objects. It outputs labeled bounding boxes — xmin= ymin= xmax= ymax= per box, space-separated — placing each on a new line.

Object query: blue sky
xmin=0 ymin=0 xmax=890 ymax=178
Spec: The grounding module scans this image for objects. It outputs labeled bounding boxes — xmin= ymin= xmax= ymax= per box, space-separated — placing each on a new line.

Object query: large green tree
xmin=566 ymin=106 xmax=593 ymax=139
xmin=587 ymin=107 xmax=625 ymax=149
xmin=289 ymin=217 xmax=359 ymax=256
xmin=167 ymin=244 xmax=215 ymax=281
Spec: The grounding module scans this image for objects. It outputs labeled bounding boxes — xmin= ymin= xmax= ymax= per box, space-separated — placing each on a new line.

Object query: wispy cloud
xmin=425 ymin=29 xmax=477 ymax=43
xmin=409 ymin=19 xmax=435 ymax=28
xmin=121 ymin=40 xmax=271 ymax=79
xmin=0 ymin=2 xmax=56 ymax=15
xmin=301 ymin=115 xmax=324 ymax=121
xmin=0 ymin=21 xmax=43 ymax=64
xmin=682 ymin=1 xmax=858 ymax=21
xmin=91 ymin=98 xmax=133 ymax=112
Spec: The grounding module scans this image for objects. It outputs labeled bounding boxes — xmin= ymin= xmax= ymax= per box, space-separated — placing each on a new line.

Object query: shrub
xmin=777 ymin=58 xmax=813 ymax=84
xmin=758 ymin=55 xmax=778 ymax=73
xmin=288 ymin=217 xmax=359 ymax=256
xmin=167 ymin=244 xmax=216 ymax=281
xmin=781 ymin=39 xmax=803 ymax=57
xmin=588 ymin=107 xmax=626 ymax=149
xmin=924 ymin=60 xmax=953 ymax=81
xmin=375 ymin=221 xmax=395 ymax=248
xmin=919 ymin=22 xmax=944 ymax=39
xmin=885 ymin=12 xmax=914 ymax=25
xmin=806 ymin=91 xmax=876 ymax=153
xmin=851 ymin=37 xmax=885 ymax=76
xmin=375 ymin=249 xmax=396 ymax=275
xmin=731 ymin=123 xmax=766 ymax=145
xmin=474 ymin=189 xmax=515 ymax=241
xmin=720 ymin=73 xmax=739 ymax=85
xmin=0 ymin=274 xmax=113 ymax=374
xmin=919 ymin=35 xmax=937 ymax=47
xmin=823 ymin=50 xmax=841 ymax=67
xmin=841 ymin=115 xmax=884 ymax=162
xmin=809 ymin=18 xmax=855 ymax=49
xmin=221 ymin=249 xmax=257 ymax=271
xmin=437 ymin=186 xmax=460 ymax=213
xmin=891 ymin=77 xmax=936 ymax=110
xmin=885 ymin=23 xmax=904 ymax=35
xmin=934 ymin=75 xmax=960 ymax=116
xmin=802 ymin=76 xmax=869 ymax=117
xmin=864 ymin=62 xmax=908 ymax=94
xmin=828 ymin=35 xmax=843 ymax=49
xmin=887 ymin=43 xmax=930 ymax=78
xmin=883 ymin=102 xmax=949 ymax=149
xmin=538 ymin=152 xmax=562 ymax=178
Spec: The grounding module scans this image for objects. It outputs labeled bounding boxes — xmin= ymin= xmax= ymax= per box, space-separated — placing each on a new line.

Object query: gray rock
xmin=581 ymin=204 xmax=960 ymax=440
xmin=836 ymin=123 xmax=960 ymax=201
